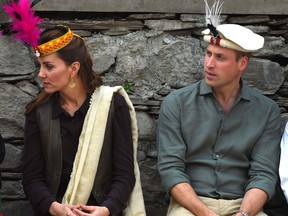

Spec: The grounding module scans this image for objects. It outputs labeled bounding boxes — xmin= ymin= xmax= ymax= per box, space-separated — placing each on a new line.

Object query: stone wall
xmin=1 ymin=11 xmax=288 ymax=216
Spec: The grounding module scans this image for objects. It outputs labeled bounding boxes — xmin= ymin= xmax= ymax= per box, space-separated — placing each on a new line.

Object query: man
xmin=156 ymin=6 xmax=282 ymax=216
xmin=0 ymin=134 xmax=4 ymax=186
xmin=279 ymin=122 xmax=288 ymax=203
xmin=0 ymin=133 xmax=5 ymax=216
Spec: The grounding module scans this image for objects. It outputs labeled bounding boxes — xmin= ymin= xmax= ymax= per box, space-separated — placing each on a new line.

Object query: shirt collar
xmin=52 ymin=92 xmax=91 ymax=118
xmin=199 ymin=79 xmax=251 ymax=102
xmin=199 ymin=79 xmax=213 ymax=95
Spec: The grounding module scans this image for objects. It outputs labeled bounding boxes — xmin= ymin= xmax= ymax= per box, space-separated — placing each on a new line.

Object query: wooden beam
xmin=33 ymin=0 xmax=288 ymax=15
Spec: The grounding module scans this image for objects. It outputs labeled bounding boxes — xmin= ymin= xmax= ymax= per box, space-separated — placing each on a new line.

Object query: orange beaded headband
xmin=33 ymin=26 xmax=81 ymax=57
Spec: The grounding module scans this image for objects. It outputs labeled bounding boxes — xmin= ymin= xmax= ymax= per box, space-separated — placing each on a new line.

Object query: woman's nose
xmin=38 ymin=68 xmax=46 ymax=78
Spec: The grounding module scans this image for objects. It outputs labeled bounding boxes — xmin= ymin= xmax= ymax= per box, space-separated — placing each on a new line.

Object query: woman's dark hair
xmin=25 ymin=25 xmax=102 ymax=115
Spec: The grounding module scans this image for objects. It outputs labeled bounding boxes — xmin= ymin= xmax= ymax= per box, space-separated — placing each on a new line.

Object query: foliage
xmin=123 ymin=80 xmax=134 ymax=94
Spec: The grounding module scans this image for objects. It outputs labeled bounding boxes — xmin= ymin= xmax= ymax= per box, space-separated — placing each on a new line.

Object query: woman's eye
xmin=46 ymin=64 xmax=53 ymax=70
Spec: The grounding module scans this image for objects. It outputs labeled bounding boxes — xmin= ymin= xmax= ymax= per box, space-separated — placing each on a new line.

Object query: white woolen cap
xmin=202 ymin=24 xmax=265 ymax=52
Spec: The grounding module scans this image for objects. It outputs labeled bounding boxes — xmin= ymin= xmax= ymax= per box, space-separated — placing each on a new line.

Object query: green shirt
xmin=157 ymin=79 xmax=281 ymax=199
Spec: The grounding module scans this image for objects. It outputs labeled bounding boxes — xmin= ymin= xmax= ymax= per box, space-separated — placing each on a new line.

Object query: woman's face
xmin=37 ymin=53 xmax=73 ymax=93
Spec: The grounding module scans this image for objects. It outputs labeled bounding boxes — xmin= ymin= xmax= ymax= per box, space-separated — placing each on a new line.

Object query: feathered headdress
xmin=2 ymin=0 xmax=43 ymax=47
xmin=203 ymin=0 xmax=223 ymax=39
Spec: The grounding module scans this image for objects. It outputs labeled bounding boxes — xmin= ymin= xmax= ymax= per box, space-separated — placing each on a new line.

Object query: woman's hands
xmin=49 ymin=202 xmax=110 ymax=216
xmin=73 ymin=205 xmax=110 ymax=216
xmin=49 ymin=202 xmax=78 ymax=216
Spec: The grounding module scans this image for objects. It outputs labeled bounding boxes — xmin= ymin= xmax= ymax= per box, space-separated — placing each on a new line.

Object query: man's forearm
xmin=170 ymin=182 xmax=218 ymax=216
xmin=235 ymin=188 xmax=268 ymax=216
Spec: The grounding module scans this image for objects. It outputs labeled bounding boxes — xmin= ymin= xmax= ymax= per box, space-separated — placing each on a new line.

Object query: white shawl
xmin=62 ymin=85 xmax=146 ymax=215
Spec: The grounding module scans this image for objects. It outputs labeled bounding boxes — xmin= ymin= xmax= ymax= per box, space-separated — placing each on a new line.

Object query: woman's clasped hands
xmin=49 ymin=202 xmax=110 ymax=216
xmin=73 ymin=205 xmax=110 ymax=216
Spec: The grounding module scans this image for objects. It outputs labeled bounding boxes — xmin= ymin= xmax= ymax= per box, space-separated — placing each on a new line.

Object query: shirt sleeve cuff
xmin=101 ymin=200 xmax=120 ymax=216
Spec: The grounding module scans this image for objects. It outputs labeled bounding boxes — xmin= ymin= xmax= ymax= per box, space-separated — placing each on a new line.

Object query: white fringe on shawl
xmin=62 ymin=85 xmax=146 ymax=216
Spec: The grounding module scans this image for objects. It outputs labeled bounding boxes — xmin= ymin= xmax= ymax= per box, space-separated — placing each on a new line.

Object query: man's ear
xmin=239 ymin=55 xmax=249 ymax=71
xmin=70 ymin=61 xmax=80 ymax=76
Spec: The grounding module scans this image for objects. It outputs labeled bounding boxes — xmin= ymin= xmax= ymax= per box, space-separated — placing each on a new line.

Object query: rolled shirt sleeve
xmin=157 ymin=92 xmax=191 ymax=193
xmin=245 ymin=102 xmax=281 ymax=199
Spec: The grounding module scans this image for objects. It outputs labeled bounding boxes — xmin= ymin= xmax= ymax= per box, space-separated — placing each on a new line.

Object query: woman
xmin=23 ymin=25 xmax=145 ymax=216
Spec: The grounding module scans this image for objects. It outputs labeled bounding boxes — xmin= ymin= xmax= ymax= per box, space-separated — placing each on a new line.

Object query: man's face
xmin=204 ymin=44 xmax=247 ymax=91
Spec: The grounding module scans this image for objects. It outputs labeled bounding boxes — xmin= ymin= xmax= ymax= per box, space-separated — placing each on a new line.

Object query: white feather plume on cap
xmin=202 ymin=0 xmax=264 ymax=52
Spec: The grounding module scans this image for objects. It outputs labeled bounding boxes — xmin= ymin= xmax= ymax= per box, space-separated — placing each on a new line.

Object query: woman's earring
xmin=69 ymin=77 xmax=76 ymax=88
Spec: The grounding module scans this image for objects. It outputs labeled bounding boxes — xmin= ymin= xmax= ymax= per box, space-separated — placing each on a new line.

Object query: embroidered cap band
xmin=33 ymin=26 xmax=81 ymax=57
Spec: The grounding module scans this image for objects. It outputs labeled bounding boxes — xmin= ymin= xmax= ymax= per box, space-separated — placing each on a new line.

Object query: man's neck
xmin=213 ymin=84 xmax=240 ymax=113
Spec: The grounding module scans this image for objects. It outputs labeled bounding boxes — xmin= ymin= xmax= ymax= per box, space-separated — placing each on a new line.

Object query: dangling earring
xmin=69 ymin=77 xmax=76 ymax=88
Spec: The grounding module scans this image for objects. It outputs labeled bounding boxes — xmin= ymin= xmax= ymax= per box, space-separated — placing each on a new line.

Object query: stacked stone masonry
xmin=1 ymin=12 xmax=288 ymax=215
